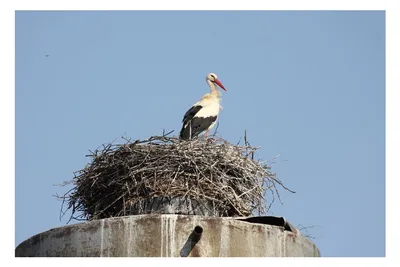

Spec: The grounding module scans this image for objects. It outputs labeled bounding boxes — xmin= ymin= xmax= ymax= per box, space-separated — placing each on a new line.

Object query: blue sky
xmin=15 ymin=11 xmax=385 ymax=256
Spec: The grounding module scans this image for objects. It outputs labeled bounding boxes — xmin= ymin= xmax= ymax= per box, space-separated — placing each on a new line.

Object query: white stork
xmin=179 ymin=73 xmax=227 ymax=140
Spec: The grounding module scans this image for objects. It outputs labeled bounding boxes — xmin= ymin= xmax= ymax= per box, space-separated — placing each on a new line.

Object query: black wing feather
xmin=180 ymin=115 xmax=217 ymax=140
xmin=182 ymin=105 xmax=202 ymax=126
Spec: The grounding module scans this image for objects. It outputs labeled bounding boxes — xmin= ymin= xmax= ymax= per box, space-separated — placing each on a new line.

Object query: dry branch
xmin=58 ymin=133 xmax=293 ymax=222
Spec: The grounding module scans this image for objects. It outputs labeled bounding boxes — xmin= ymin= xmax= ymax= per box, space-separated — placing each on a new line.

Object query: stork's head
xmin=207 ymin=73 xmax=227 ymax=91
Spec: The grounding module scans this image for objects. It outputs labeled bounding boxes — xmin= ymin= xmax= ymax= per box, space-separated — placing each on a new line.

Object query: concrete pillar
xmin=16 ymin=214 xmax=320 ymax=257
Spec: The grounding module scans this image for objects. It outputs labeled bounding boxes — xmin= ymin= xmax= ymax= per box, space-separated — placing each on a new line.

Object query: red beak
xmin=214 ymin=79 xmax=227 ymax=91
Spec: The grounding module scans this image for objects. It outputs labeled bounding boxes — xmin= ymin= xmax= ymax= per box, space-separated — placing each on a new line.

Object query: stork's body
xmin=180 ymin=73 xmax=227 ymax=140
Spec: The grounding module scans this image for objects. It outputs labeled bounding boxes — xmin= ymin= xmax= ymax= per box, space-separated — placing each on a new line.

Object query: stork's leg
xmin=205 ymin=130 xmax=209 ymax=139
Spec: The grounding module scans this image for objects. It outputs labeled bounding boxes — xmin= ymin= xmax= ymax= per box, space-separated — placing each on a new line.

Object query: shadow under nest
xmin=59 ymin=132 xmax=294 ymax=222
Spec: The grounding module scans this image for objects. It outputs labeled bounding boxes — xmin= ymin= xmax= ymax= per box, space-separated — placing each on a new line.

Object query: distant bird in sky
xmin=180 ymin=73 xmax=227 ymax=140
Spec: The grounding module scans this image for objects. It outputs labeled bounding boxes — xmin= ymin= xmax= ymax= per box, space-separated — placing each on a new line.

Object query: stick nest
xmin=59 ymin=133 xmax=293 ymax=222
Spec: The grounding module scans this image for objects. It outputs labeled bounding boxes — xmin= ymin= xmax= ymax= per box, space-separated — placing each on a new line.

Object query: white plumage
xmin=180 ymin=73 xmax=227 ymax=140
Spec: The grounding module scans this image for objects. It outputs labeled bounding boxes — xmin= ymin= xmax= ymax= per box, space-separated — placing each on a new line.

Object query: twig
xmin=56 ymin=131 xmax=294 ymax=222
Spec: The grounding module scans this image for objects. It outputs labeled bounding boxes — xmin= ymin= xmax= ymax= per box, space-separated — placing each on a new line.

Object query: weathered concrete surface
xmin=16 ymin=215 xmax=320 ymax=257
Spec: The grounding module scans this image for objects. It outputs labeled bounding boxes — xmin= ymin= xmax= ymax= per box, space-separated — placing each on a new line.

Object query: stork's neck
xmin=207 ymin=80 xmax=221 ymax=97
